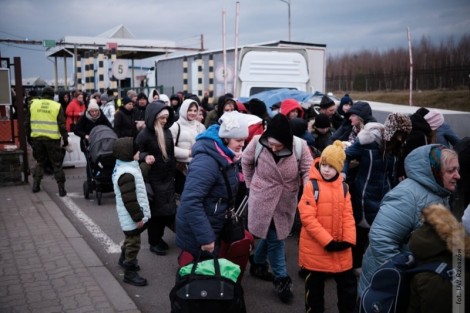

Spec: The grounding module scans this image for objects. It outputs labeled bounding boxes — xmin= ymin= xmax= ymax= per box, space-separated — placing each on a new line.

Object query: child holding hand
xmin=298 ymin=140 xmax=357 ymax=313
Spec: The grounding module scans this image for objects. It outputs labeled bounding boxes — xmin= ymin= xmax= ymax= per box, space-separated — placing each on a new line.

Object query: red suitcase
xmin=178 ymin=196 xmax=254 ymax=282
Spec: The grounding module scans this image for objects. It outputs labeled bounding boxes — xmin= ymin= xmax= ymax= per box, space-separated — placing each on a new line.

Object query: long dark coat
xmin=135 ymin=101 xmax=176 ymax=216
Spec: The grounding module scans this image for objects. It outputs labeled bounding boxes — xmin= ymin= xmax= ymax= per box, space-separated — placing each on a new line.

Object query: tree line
xmin=326 ymin=34 xmax=470 ymax=91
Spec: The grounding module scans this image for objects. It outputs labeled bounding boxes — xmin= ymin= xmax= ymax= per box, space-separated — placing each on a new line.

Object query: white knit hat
xmin=218 ymin=111 xmax=249 ymax=139
xmin=87 ymin=99 xmax=99 ymax=111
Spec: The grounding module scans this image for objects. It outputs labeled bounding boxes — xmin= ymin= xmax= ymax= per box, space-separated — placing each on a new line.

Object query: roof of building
xmin=45 ymin=25 xmax=201 ymax=60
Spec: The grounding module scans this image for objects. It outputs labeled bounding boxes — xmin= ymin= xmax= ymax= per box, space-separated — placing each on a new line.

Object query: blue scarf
xmin=196 ymin=124 xmax=234 ymax=158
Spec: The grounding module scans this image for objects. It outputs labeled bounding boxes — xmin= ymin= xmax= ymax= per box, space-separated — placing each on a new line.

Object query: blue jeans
xmin=253 ymin=227 xmax=288 ymax=279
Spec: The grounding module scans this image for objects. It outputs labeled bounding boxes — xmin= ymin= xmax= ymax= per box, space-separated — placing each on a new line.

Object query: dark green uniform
xmin=24 ymin=88 xmax=68 ymax=196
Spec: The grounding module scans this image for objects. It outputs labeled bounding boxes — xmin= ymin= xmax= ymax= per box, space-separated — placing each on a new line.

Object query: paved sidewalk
xmin=0 ymin=184 xmax=140 ymax=313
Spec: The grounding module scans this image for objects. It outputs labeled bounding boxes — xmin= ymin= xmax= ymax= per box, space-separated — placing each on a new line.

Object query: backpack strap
xmin=311 ymin=179 xmax=320 ymax=201
xmin=311 ymin=178 xmax=348 ymax=202
xmin=255 ymin=135 xmax=303 ymax=168
xmin=342 ymin=181 xmax=348 ymax=197
xmin=293 ymin=136 xmax=302 ymax=163
xmin=406 ymin=261 xmax=455 ymax=283
xmin=254 ymin=139 xmax=263 ymax=167
xmin=219 ymin=167 xmax=234 ymax=209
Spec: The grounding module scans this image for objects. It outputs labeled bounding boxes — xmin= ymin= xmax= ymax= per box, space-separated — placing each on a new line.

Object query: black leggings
xmin=305 ymin=269 xmax=357 ymax=313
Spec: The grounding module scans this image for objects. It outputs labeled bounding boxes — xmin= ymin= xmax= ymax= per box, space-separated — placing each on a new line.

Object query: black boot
xmin=32 ymin=180 xmax=41 ymax=193
xmin=118 ymin=253 xmax=141 ymax=271
xmin=158 ymin=238 xmax=169 ymax=250
xmin=249 ymin=255 xmax=274 ymax=281
xmin=274 ymin=276 xmax=293 ymax=303
xmin=123 ymin=270 xmax=147 ymax=286
xmin=58 ymin=184 xmax=67 ymax=197
xmin=149 ymin=239 xmax=168 ymax=255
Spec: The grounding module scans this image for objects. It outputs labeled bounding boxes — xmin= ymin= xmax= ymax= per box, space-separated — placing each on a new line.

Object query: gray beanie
xmin=101 ymin=93 xmax=109 ymax=103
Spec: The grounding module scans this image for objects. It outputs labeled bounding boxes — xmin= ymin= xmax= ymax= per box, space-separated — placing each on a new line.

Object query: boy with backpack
xmin=298 ymin=140 xmax=357 ymax=313
xmin=112 ymin=137 xmax=151 ymax=286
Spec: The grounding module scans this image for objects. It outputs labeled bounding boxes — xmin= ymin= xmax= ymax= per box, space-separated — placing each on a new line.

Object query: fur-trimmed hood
xmin=410 ymin=203 xmax=470 ymax=260
xmin=357 ymin=122 xmax=384 ymax=146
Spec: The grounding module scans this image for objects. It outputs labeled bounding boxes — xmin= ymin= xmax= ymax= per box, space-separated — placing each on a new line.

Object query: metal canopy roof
xmin=45 ymin=25 xmax=196 ymax=59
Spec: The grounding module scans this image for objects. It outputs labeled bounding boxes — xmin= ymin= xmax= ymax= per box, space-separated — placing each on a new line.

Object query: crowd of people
xmin=26 ymin=87 xmax=469 ymax=312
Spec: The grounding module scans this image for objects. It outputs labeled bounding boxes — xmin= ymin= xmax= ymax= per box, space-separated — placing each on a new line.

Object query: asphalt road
xmin=40 ymin=166 xmax=343 ymax=313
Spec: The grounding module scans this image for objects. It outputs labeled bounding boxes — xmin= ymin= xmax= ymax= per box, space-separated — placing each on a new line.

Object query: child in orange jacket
xmin=298 ymin=140 xmax=357 ymax=313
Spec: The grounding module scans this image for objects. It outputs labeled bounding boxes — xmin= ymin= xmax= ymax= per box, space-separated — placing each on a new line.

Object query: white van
xmin=236 ymin=46 xmax=325 ymax=97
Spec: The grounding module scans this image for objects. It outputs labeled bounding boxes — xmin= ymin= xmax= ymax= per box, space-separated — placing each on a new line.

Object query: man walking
xmin=25 ymin=87 xmax=69 ymax=197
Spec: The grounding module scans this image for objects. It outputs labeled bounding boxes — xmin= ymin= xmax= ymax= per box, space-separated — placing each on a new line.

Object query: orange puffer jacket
xmin=298 ymin=158 xmax=356 ymax=273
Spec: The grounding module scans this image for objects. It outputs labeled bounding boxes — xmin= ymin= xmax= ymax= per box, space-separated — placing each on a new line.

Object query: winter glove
xmin=336 ymin=241 xmax=353 ymax=250
xmin=62 ymin=137 xmax=69 ymax=148
xmin=325 ymin=240 xmax=341 ymax=252
xmin=325 ymin=240 xmax=352 ymax=252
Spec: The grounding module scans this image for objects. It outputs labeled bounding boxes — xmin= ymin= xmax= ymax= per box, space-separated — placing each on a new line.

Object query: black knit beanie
xmin=260 ymin=114 xmax=293 ymax=153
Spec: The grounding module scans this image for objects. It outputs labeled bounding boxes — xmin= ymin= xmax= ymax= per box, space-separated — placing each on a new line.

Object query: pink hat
xmin=424 ymin=110 xmax=444 ymax=131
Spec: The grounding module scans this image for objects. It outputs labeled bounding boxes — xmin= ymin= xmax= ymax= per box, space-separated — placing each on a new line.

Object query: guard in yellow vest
xmin=25 ymin=87 xmax=69 ymax=196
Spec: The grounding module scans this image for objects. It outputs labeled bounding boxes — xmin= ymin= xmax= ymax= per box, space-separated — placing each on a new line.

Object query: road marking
xmin=66 ymin=192 xmax=83 ymax=198
xmin=58 ymin=195 xmax=121 ymax=254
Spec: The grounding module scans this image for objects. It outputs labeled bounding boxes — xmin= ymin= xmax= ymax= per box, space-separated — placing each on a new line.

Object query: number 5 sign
xmin=112 ymin=59 xmax=128 ymax=80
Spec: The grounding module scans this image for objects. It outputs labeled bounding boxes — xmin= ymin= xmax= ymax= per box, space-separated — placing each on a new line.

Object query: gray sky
xmin=1 ymin=0 xmax=469 ymax=81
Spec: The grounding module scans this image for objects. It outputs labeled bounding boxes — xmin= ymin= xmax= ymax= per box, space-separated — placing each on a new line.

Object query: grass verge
xmin=334 ymin=89 xmax=470 ymax=112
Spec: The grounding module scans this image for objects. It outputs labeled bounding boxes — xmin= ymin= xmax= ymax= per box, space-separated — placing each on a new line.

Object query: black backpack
xmin=359 ymin=252 xmax=454 ymax=313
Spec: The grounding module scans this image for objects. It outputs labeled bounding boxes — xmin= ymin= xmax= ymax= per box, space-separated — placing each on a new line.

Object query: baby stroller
xmin=83 ymin=125 xmax=117 ymax=205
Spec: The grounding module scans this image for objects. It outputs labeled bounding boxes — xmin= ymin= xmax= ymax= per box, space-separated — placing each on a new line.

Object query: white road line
xmin=58 ymin=195 xmax=121 ymax=254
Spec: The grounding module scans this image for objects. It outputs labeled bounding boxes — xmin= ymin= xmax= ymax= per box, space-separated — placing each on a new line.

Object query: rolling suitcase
xmin=219 ymin=195 xmax=254 ymax=281
xmin=178 ymin=196 xmax=254 ymax=282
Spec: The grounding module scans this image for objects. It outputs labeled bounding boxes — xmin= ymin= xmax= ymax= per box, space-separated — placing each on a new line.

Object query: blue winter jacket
xmin=343 ymin=123 xmax=396 ymax=228
xmin=175 ymin=125 xmax=240 ymax=256
xmin=358 ymin=144 xmax=452 ymax=295
xmin=436 ymin=122 xmax=460 ymax=148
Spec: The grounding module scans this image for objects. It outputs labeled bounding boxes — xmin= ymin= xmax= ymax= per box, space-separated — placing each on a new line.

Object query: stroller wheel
xmin=83 ymin=181 xmax=90 ymax=199
xmin=96 ymin=191 xmax=102 ymax=205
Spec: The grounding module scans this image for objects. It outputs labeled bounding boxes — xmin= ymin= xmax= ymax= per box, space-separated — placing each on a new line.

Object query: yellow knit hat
xmin=320 ymin=140 xmax=346 ymax=173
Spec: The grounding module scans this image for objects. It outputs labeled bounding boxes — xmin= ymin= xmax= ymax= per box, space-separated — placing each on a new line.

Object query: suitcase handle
xmin=235 ymin=195 xmax=248 ymax=216
xmin=189 ymin=252 xmax=222 ymax=279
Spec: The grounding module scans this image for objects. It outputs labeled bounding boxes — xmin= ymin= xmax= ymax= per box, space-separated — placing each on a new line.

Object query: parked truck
xmin=146 ymin=40 xmax=326 ymax=100
xmin=236 ymin=45 xmax=325 ymax=97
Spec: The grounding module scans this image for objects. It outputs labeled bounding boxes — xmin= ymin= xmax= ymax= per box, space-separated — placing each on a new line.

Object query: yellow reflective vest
xmin=30 ymin=99 xmax=61 ymax=139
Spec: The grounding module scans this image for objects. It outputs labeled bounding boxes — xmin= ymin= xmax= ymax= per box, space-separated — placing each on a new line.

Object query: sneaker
xmin=274 ymin=276 xmax=293 ymax=303
xmin=249 ymin=255 xmax=274 ymax=281
xmin=123 ymin=271 xmax=147 ymax=286
xmin=150 ymin=244 xmax=167 ymax=256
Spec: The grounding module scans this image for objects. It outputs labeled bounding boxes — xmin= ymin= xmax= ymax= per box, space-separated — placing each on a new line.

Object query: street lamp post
xmin=279 ymin=0 xmax=291 ymax=41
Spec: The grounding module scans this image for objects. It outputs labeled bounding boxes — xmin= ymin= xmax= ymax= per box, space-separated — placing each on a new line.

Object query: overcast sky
xmin=1 ymin=0 xmax=469 ymax=81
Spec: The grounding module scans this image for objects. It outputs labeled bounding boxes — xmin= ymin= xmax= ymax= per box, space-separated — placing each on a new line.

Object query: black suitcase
xmin=170 ymin=254 xmax=246 ymax=313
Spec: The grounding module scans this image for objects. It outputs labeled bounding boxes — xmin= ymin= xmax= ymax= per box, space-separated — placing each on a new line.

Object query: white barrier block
xmin=63 ymin=133 xmax=87 ymax=168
